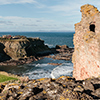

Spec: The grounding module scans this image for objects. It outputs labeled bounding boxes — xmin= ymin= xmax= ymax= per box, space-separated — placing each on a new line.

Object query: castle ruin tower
xmin=72 ymin=4 xmax=100 ymax=80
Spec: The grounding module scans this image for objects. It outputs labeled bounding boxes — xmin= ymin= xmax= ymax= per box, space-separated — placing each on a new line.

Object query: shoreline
xmin=0 ymin=44 xmax=74 ymax=66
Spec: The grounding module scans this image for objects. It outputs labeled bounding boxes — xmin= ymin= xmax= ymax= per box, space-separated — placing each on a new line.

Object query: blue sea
xmin=0 ymin=32 xmax=74 ymax=79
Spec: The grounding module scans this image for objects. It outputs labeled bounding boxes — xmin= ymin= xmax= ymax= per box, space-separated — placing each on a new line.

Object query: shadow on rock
xmin=0 ymin=43 xmax=11 ymax=62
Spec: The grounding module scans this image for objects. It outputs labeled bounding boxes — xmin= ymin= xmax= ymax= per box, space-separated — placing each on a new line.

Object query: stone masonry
xmin=72 ymin=4 xmax=100 ymax=80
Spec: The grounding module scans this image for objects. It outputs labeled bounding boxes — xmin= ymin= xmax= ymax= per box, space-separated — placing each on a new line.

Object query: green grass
xmin=0 ymin=74 xmax=18 ymax=83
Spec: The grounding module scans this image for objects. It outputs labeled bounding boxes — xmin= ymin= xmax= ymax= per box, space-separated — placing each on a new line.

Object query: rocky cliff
xmin=72 ymin=4 xmax=100 ymax=80
xmin=0 ymin=36 xmax=50 ymax=61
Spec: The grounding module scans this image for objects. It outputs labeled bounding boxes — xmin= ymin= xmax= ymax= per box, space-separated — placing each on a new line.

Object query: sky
xmin=0 ymin=0 xmax=100 ymax=32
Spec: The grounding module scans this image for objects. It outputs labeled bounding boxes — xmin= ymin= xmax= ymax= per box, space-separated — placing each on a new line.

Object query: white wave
xmin=25 ymin=68 xmax=52 ymax=79
xmin=24 ymin=63 xmax=57 ymax=79
xmin=23 ymin=62 xmax=73 ymax=79
xmin=26 ymin=70 xmax=51 ymax=79
xmin=45 ymin=43 xmax=54 ymax=48
xmin=35 ymin=63 xmax=50 ymax=67
xmin=51 ymin=63 xmax=73 ymax=79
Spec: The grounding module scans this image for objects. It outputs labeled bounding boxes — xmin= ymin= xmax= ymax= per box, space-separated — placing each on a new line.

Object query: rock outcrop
xmin=48 ymin=45 xmax=74 ymax=61
xmin=0 ymin=76 xmax=100 ymax=99
xmin=72 ymin=4 xmax=100 ymax=80
xmin=0 ymin=36 xmax=50 ymax=61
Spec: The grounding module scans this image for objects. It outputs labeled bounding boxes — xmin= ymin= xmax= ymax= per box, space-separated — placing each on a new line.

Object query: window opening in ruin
xmin=90 ymin=24 xmax=95 ymax=32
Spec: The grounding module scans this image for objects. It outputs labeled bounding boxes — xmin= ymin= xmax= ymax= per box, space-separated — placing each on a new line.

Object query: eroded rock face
xmin=72 ymin=4 xmax=100 ymax=80
xmin=1 ymin=39 xmax=29 ymax=60
xmin=0 ymin=37 xmax=50 ymax=60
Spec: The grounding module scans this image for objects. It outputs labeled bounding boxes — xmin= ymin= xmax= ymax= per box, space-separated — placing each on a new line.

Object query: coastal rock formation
xmin=0 ymin=36 xmax=50 ymax=61
xmin=72 ymin=4 xmax=100 ymax=80
xmin=48 ymin=45 xmax=74 ymax=61
xmin=0 ymin=36 xmax=73 ymax=66
xmin=0 ymin=76 xmax=100 ymax=99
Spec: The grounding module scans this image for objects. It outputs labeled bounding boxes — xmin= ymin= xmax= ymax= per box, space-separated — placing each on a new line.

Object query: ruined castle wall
xmin=72 ymin=4 xmax=100 ymax=80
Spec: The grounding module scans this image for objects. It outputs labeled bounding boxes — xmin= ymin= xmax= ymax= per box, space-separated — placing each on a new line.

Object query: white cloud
xmin=48 ymin=0 xmax=100 ymax=17
xmin=0 ymin=0 xmax=37 ymax=5
xmin=0 ymin=16 xmax=73 ymax=32
xmin=2 ymin=0 xmax=99 ymax=31
xmin=50 ymin=5 xmax=72 ymax=12
xmin=49 ymin=2 xmax=80 ymax=15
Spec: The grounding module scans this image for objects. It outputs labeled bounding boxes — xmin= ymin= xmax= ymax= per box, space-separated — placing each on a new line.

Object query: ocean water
xmin=0 ymin=32 xmax=74 ymax=79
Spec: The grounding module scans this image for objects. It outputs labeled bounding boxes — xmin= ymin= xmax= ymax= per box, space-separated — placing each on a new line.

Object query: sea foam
xmin=51 ymin=63 xmax=73 ymax=79
xmin=24 ymin=62 xmax=73 ymax=79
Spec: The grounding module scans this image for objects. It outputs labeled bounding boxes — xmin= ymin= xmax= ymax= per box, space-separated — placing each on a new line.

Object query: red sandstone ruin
xmin=72 ymin=4 xmax=100 ymax=80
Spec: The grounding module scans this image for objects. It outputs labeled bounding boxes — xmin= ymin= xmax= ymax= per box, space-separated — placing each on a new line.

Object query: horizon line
xmin=0 ymin=31 xmax=75 ymax=33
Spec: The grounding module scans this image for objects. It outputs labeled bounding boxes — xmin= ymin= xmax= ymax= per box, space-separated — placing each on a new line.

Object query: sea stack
xmin=72 ymin=4 xmax=100 ymax=80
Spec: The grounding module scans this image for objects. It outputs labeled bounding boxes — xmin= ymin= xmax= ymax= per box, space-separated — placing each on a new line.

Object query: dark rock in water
xmin=47 ymin=45 xmax=74 ymax=61
xmin=48 ymin=63 xmax=62 ymax=66
xmin=56 ymin=45 xmax=69 ymax=49
xmin=36 ymin=50 xmax=52 ymax=56
xmin=0 ymin=76 xmax=100 ymax=99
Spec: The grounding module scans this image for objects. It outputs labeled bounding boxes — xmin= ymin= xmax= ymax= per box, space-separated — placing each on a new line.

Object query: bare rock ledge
xmin=0 ymin=76 xmax=100 ymax=99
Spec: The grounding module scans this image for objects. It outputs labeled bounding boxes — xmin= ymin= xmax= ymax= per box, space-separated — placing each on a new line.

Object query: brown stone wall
xmin=72 ymin=4 xmax=100 ymax=80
